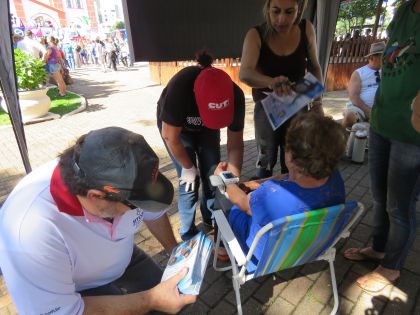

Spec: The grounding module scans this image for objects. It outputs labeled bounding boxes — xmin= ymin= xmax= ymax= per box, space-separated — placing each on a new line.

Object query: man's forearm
xmin=83 ymin=291 xmax=152 ymax=315
xmin=350 ymin=96 xmax=371 ymax=116
xmin=225 ymin=184 xmax=251 ymax=215
xmin=144 ymin=214 xmax=178 ymax=254
xmin=165 ymin=140 xmax=193 ymax=169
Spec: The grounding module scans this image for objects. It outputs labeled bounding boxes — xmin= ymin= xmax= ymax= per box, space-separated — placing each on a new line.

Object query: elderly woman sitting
xmin=214 ymin=113 xmax=347 ymax=267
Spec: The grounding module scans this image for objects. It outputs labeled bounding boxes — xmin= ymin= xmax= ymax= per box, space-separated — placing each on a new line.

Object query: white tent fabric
xmin=0 ymin=0 xmax=31 ymax=173
xmin=314 ymin=0 xmax=342 ymax=82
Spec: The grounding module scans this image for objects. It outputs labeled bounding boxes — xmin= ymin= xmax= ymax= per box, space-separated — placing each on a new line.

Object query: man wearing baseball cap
xmin=342 ymin=41 xmax=386 ymax=128
xmin=0 ymin=127 xmax=196 ymax=314
xmin=157 ymin=50 xmax=245 ymax=241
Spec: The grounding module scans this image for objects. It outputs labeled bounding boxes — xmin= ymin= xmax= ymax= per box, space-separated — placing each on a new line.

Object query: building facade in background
xmin=10 ymin=0 xmax=124 ymax=39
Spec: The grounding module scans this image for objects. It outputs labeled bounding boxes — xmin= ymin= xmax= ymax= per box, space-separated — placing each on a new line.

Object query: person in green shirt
xmin=344 ymin=0 xmax=420 ymax=293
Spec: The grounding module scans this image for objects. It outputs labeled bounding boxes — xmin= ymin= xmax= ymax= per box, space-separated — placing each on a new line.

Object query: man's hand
xmin=412 ymin=91 xmax=420 ymax=132
xmin=363 ymin=108 xmax=371 ymax=121
xmin=180 ymin=166 xmax=198 ymax=192
xmin=214 ymin=162 xmax=228 ymax=176
xmin=148 ymin=268 xmax=196 ymax=314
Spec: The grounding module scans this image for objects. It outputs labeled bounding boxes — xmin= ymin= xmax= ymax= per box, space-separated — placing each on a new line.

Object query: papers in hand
xmin=161 ymin=231 xmax=212 ymax=295
xmin=261 ymin=73 xmax=324 ymax=130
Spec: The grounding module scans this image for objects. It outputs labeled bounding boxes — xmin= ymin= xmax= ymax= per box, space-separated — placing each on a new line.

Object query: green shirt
xmin=371 ymin=0 xmax=420 ymax=145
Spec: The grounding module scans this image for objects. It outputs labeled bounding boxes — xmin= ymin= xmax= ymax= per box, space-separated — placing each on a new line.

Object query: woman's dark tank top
xmin=252 ymin=19 xmax=308 ymax=102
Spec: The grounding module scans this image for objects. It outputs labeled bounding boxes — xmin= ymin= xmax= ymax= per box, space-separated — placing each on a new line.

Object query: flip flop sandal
xmin=344 ymin=248 xmax=382 ymax=263
xmin=212 ymin=247 xmax=230 ymax=262
xmin=357 ymin=272 xmax=399 ymax=294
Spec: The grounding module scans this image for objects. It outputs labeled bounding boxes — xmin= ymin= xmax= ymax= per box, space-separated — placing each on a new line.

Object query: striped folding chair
xmin=212 ymin=201 xmax=364 ymax=315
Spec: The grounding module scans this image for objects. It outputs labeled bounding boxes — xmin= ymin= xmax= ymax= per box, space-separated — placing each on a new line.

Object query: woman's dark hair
xmin=58 ymin=135 xmax=91 ymax=196
xmin=195 ymin=50 xmax=213 ymax=68
xmin=285 ymin=112 xmax=347 ymax=179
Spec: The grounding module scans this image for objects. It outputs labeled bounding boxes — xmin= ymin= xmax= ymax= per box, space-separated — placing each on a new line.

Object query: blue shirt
xmin=229 ymin=170 xmax=345 ymax=270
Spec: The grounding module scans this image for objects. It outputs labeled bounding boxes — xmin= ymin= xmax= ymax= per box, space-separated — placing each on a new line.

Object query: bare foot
xmin=344 ymin=247 xmax=385 ymax=262
xmin=356 ymin=266 xmax=400 ymax=293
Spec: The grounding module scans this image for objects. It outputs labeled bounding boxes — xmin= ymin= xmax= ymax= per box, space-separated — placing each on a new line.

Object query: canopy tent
xmin=123 ymin=0 xmax=341 ymax=84
xmin=0 ymin=0 xmax=31 ymax=173
xmin=1 ymin=0 xmax=341 ymax=174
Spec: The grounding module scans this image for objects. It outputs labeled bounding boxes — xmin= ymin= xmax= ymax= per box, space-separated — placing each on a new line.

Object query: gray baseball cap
xmin=73 ymin=127 xmax=174 ymax=212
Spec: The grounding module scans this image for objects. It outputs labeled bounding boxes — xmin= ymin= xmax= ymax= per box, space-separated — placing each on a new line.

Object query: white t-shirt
xmin=0 ymin=161 xmax=165 ymax=314
xmin=354 ymin=64 xmax=380 ymax=108
xmin=16 ymin=37 xmax=46 ymax=59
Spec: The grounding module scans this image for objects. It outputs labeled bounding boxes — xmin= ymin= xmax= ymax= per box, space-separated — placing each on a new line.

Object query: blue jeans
xmin=158 ymin=124 xmax=220 ymax=240
xmin=66 ymin=53 xmax=75 ymax=70
xmin=369 ymin=129 xmax=420 ymax=270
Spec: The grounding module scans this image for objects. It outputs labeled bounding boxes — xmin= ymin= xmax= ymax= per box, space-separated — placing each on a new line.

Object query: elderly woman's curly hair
xmin=285 ymin=112 xmax=347 ymax=179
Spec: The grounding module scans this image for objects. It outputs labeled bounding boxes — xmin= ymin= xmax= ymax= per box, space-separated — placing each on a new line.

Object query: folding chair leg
xmin=328 ymin=259 xmax=339 ymax=315
xmin=213 ymin=227 xmax=233 ymax=272
xmin=233 ymin=276 xmax=243 ymax=315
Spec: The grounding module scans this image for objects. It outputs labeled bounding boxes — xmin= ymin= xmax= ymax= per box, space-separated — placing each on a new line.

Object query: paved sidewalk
xmin=1 ymin=65 xmax=419 ymax=314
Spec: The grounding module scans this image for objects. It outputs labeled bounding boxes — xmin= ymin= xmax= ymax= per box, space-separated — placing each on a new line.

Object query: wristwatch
xmin=219 ymin=171 xmax=239 ymax=186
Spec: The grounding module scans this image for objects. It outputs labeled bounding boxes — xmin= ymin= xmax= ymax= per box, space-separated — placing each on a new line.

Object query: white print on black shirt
xmin=186 ymin=116 xmax=203 ymax=126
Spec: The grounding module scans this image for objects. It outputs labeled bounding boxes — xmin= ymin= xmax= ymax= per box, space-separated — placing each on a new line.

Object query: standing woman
xmin=157 ymin=51 xmax=245 ymax=241
xmin=344 ymin=0 xmax=420 ymax=293
xmin=43 ymin=36 xmax=66 ymax=97
xmin=239 ymin=0 xmax=323 ymax=178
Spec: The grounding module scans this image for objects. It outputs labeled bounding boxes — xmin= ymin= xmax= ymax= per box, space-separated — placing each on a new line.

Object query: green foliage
xmin=14 ymin=48 xmax=47 ymax=91
xmin=337 ymin=0 xmax=379 ymax=35
xmin=111 ymin=21 xmax=125 ymax=30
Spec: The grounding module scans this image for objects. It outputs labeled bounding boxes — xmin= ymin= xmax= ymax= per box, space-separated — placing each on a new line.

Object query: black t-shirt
xmin=157 ymin=66 xmax=245 ymax=132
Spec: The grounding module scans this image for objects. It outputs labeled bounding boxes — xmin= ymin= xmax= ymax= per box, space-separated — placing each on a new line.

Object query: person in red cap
xmin=157 ymin=50 xmax=245 ymax=241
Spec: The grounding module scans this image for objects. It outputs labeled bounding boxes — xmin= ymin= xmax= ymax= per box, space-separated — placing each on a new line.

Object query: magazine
xmin=161 ymin=231 xmax=212 ymax=295
xmin=261 ymin=73 xmax=324 ymax=130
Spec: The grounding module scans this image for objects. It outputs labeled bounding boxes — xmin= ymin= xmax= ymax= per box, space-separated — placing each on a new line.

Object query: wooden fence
xmin=326 ymin=37 xmax=385 ymax=91
xmin=150 ymin=38 xmax=386 ymax=93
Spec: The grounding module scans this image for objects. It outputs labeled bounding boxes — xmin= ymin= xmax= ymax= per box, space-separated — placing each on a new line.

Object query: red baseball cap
xmin=194 ymin=67 xmax=234 ymax=129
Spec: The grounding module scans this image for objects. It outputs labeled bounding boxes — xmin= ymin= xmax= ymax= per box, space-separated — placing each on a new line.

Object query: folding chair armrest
xmin=213 ymin=210 xmax=247 ymax=266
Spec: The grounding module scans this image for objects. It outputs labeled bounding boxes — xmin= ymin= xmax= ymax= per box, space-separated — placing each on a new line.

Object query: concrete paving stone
xmin=350 ymin=261 xmax=377 ymax=277
xmin=350 ymin=223 xmax=373 ymax=244
xmin=350 ymin=292 xmax=385 ymax=315
xmin=402 ymin=251 xmax=420 ymax=275
xmin=139 ymin=237 xmax=166 ymax=257
xmin=339 ymin=278 xmax=363 ymax=303
xmin=300 ymin=261 xmax=328 ymax=281
xmin=253 ymin=275 xmax=288 ymax=305
xmin=178 ymin=300 xmax=209 ymax=315
xmin=0 ymin=306 xmax=11 ymax=315
xmin=309 ymin=269 xmax=334 ymax=304
xmin=264 ymin=296 xmax=295 ymax=315
xmin=277 ymin=266 xmax=301 ymax=281
xmin=241 ymin=297 xmax=265 ymax=315
xmin=293 ymin=293 xmax=324 ymax=315
xmin=207 ymin=300 xmax=236 ymax=315
xmin=349 ymin=186 xmax=368 ymax=199
xmin=334 ymin=253 xmax=356 ymax=284
xmin=0 ymin=295 xmax=12 ymax=309
xmin=200 ymin=276 xmax=234 ymax=307
xmin=224 ymin=278 xmax=260 ymax=306
xmin=280 ymin=275 xmax=313 ymax=305
xmin=320 ymin=296 xmax=355 ymax=315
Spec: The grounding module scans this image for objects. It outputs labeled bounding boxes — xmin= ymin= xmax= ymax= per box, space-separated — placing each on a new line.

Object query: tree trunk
xmin=372 ymin=0 xmax=384 ymax=39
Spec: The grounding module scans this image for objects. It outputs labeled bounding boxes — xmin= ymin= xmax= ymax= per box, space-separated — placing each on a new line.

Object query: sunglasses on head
xmin=374 ymin=70 xmax=381 ymax=83
xmin=103 ymin=191 xmax=138 ymax=210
